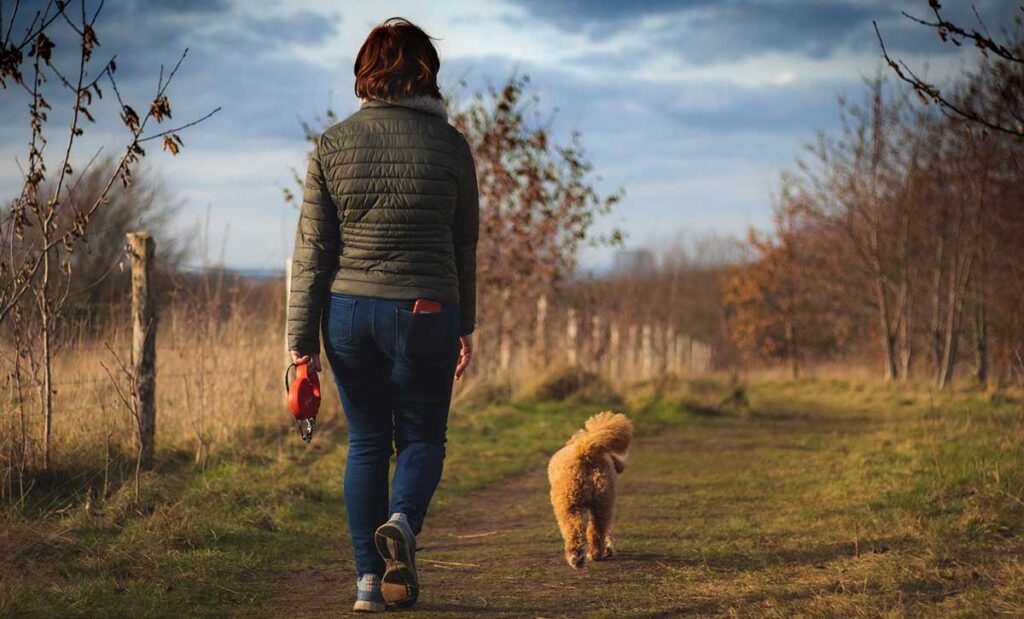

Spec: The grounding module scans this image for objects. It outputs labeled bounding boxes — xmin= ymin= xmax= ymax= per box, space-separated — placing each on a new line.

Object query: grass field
xmin=3 ymin=374 xmax=1024 ymax=617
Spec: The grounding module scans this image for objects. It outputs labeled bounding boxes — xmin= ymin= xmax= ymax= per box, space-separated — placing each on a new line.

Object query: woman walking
xmin=286 ymin=18 xmax=478 ymax=613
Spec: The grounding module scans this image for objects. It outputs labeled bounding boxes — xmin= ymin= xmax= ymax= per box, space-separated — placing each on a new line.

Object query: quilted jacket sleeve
xmin=287 ymin=138 xmax=339 ymax=354
xmin=453 ymin=138 xmax=480 ymax=336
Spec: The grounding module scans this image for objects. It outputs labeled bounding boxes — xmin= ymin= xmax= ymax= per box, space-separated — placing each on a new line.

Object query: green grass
xmin=3 ymin=376 xmax=1024 ymax=616
xmin=1 ymin=371 xmax=634 ymax=617
xmin=386 ymin=379 xmax=1024 ymax=617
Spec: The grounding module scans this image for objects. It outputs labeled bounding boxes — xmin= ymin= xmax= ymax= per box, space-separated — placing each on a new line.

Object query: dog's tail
xmin=572 ymin=411 xmax=633 ymax=465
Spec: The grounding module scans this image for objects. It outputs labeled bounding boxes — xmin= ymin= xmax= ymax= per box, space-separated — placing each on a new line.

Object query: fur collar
xmin=359 ymin=95 xmax=448 ymax=120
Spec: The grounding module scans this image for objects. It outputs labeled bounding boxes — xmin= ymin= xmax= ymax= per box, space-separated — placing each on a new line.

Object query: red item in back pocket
xmin=413 ymin=299 xmax=442 ymax=313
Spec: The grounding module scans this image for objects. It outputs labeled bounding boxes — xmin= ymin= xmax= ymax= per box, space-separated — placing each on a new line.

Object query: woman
xmin=287 ymin=18 xmax=478 ymax=613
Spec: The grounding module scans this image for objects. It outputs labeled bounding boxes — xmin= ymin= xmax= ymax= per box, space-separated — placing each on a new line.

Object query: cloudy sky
xmin=1 ymin=0 xmax=1018 ymax=271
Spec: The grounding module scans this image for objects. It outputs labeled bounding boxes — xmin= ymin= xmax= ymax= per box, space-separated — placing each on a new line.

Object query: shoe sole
xmin=352 ymin=600 xmax=385 ymax=613
xmin=375 ymin=523 xmax=419 ymax=608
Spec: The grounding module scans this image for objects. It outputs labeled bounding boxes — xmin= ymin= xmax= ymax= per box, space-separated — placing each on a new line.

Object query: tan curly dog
xmin=547 ymin=411 xmax=633 ymax=568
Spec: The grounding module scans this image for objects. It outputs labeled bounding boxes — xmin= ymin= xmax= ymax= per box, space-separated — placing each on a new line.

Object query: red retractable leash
xmin=284 ymin=360 xmax=320 ymax=443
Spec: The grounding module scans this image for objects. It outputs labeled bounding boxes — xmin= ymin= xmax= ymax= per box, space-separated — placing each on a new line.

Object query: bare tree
xmin=729 ymin=57 xmax=1024 ymax=386
xmin=10 ymin=159 xmax=192 ymax=316
xmin=449 ymin=74 xmax=624 ymax=333
xmin=875 ymin=1 xmax=1024 ymax=139
xmin=0 ymin=0 xmax=218 ymax=469
xmin=803 ymin=76 xmax=916 ymax=381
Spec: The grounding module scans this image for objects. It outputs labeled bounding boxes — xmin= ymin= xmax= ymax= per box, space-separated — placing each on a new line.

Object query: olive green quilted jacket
xmin=287 ymin=98 xmax=479 ymax=354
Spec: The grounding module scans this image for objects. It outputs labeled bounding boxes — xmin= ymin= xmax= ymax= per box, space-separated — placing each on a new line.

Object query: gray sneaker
xmin=353 ymin=573 xmax=385 ymax=613
xmin=375 ymin=512 xmax=419 ymax=607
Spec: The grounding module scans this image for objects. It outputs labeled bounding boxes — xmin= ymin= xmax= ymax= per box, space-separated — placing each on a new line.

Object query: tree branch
xmin=874 ymin=19 xmax=1024 ymax=138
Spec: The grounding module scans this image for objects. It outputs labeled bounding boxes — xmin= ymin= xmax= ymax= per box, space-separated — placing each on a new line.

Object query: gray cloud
xmin=5 ymin=0 xmax=1012 ymax=269
xmin=663 ymin=1 xmax=880 ymax=63
xmin=506 ymin=0 xmax=1014 ymax=65
xmin=507 ymin=0 xmax=718 ymax=32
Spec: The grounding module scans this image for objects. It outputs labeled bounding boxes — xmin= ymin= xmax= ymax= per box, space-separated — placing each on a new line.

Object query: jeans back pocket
xmin=397 ymin=307 xmax=455 ymax=364
xmin=324 ymin=294 xmax=357 ymax=350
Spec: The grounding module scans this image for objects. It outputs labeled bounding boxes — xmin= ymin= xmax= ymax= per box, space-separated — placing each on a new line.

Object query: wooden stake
xmin=127 ymin=232 xmax=157 ymax=469
xmin=567 ymin=307 xmax=578 ymax=366
xmin=641 ymin=324 xmax=653 ymax=377
xmin=627 ymin=325 xmax=638 ymax=379
xmin=609 ymin=322 xmax=621 ymax=378
xmin=666 ymin=325 xmax=676 ymax=373
xmin=536 ymin=295 xmax=548 ymax=367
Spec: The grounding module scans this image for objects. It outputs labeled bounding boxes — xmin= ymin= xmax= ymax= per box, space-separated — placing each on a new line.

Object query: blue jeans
xmin=322 ymin=293 xmax=461 ymax=577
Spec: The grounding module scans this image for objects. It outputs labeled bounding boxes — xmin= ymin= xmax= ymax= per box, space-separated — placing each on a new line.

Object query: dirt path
xmin=265 ymin=404 xmax=915 ymax=617
xmin=7 ymin=384 xmax=1018 ymax=616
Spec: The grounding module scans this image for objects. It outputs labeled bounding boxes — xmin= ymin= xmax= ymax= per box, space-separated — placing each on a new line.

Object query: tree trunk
xmin=785 ymin=319 xmax=799 ymax=379
xmin=41 ymin=246 xmax=53 ymax=470
xmin=899 ymin=297 xmax=913 ymax=382
xmin=896 ymin=189 xmax=914 ymax=383
xmin=974 ymin=295 xmax=988 ymax=385
xmin=937 ymin=282 xmax=961 ymax=389
xmin=929 ymin=232 xmax=946 ymax=383
xmin=937 ymin=252 xmax=973 ymax=389
xmin=874 ymin=277 xmax=898 ymax=382
xmin=971 ymin=251 xmax=989 ymax=386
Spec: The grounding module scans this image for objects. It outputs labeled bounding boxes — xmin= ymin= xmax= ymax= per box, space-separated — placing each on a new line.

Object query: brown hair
xmin=354 ymin=17 xmax=441 ymax=101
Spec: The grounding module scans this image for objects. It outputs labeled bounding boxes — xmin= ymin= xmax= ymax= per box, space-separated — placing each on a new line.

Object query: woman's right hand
xmin=291 ymin=350 xmax=322 ymax=373
xmin=454 ymin=334 xmax=473 ymax=382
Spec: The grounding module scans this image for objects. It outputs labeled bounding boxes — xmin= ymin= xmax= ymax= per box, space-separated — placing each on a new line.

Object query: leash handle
xmin=285 ymin=360 xmax=320 ymax=443
xmin=284 ymin=362 xmax=297 ymax=393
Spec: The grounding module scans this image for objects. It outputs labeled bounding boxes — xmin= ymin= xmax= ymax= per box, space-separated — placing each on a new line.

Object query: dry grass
xmin=1 ymin=294 xmax=343 ymax=498
xmin=2 ymin=290 xmax=700 ymax=490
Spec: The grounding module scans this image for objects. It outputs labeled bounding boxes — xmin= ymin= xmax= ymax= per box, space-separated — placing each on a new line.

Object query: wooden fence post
xmin=535 ymin=294 xmax=548 ymax=367
xmin=500 ymin=329 xmax=512 ymax=373
xmin=627 ymin=325 xmax=638 ymax=380
xmin=676 ymin=335 xmax=685 ymax=374
xmin=653 ymin=324 xmax=664 ymax=374
xmin=663 ymin=323 xmax=671 ymax=373
xmin=128 ymin=232 xmax=157 ymax=469
xmin=591 ymin=314 xmax=603 ymax=368
xmin=641 ymin=324 xmax=653 ymax=378
xmin=567 ymin=307 xmax=578 ymax=366
xmin=609 ymin=322 xmax=620 ymax=378
xmin=694 ymin=340 xmax=711 ymax=373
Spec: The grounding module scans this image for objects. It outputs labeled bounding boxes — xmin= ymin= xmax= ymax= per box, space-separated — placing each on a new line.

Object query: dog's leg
xmin=558 ymin=507 xmax=588 ymax=569
xmin=587 ymin=500 xmax=614 ymax=561
xmin=603 ymin=527 xmax=615 ymax=559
